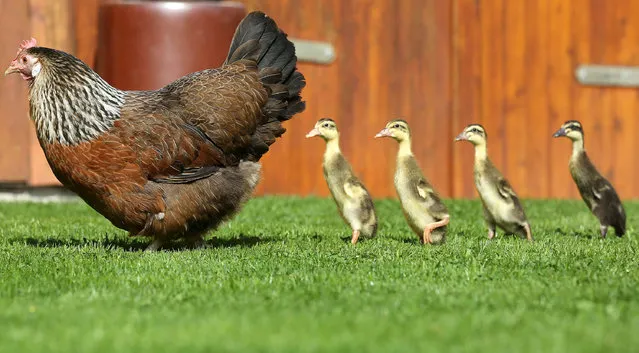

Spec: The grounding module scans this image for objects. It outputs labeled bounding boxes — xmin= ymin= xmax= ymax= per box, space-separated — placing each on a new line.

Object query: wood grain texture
xmin=241 ymin=0 xmax=452 ymax=198
xmin=452 ymin=0 xmax=639 ymax=200
xmin=27 ymin=0 xmax=75 ymax=185
xmin=1 ymin=0 xmax=638 ymax=200
xmin=0 ymin=0 xmax=31 ymax=183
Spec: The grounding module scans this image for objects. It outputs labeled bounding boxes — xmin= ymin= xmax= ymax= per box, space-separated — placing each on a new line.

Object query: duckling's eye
xmin=322 ymin=123 xmax=329 ymax=128
xmin=393 ymin=124 xmax=400 ymax=128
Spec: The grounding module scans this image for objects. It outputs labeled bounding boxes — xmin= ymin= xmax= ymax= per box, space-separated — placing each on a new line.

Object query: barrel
xmin=96 ymin=1 xmax=247 ymax=90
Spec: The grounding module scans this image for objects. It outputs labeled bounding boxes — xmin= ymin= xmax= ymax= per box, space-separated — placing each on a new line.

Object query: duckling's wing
xmin=417 ymin=179 xmax=448 ymax=217
xmin=497 ymin=178 xmax=527 ymax=217
xmin=591 ymin=178 xmax=626 ymax=223
xmin=344 ymin=176 xmax=369 ymax=199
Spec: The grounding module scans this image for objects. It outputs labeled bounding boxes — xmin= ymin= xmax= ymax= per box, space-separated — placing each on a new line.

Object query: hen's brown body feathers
xmin=21 ymin=12 xmax=305 ymax=248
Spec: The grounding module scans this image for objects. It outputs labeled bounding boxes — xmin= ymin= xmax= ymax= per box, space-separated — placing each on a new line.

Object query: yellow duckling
xmin=306 ymin=118 xmax=378 ymax=244
xmin=375 ymin=119 xmax=449 ymax=244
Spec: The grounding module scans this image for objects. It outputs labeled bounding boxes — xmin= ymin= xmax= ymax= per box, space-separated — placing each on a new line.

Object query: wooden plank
xmin=524 ymin=0 xmax=550 ymax=197
xmin=451 ymin=0 xmax=482 ymax=198
xmin=609 ymin=0 xmax=637 ymax=200
xmin=423 ymin=0 xmax=452 ymax=197
xmin=547 ymin=0 xmax=575 ymax=199
xmin=502 ymin=0 xmax=528 ymax=195
xmin=480 ymin=0 xmax=506 ymax=181
xmin=0 ymin=0 xmax=31 ymax=183
xmin=567 ymin=0 xmax=593 ymax=199
xmin=28 ymin=0 xmax=74 ymax=186
xmin=72 ymin=0 xmax=103 ymax=67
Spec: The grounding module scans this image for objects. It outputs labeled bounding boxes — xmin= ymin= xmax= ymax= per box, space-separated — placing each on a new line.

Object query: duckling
xmin=454 ymin=124 xmax=532 ymax=241
xmin=306 ymin=118 xmax=378 ymax=244
xmin=552 ymin=120 xmax=626 ymax=238
xmin=375 ymin=120 xmax=449 ymax=245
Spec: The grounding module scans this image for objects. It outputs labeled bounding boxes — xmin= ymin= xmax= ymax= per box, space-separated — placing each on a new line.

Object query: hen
xmin=4 ymin=12 xmax=306 ymax=251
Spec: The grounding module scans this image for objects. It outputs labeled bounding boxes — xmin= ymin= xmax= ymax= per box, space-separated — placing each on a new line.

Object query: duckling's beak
xmin=374 ymin=128 xmax=392 ymax=138
xmin=454 ymin=132 xmax=468 ymax=141
xmin=552 ymin=127 xmax=566 ymax=138
xmin=305 ymin=128 xmax=321 ymax=138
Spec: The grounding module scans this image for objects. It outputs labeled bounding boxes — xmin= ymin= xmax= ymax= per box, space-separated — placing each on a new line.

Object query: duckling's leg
xmin=600 ymin=224 xmax=608 ymax=238
xmin=483 ymin=206 xmax=496 ymax=240
xmin=423 ymin=216 xmax=450 ymax=244
xmin=487 ymin=226 xmax=496 ymax=240
xmin=351 ymin=229 xmax=361 ymax=245
xmin=524 ymin=223 xmax=533 ymax=242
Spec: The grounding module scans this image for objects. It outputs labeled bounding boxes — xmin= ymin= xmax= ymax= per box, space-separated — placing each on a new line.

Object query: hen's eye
xmin=22 ymin=57 xmax=27 ymax=63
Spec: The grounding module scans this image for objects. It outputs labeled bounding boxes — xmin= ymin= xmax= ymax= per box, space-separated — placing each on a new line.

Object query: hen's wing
xmin=113 ymin=105 xmax=229 ymax=184
xmin=158 ymin=64 xmax=269 ymax=167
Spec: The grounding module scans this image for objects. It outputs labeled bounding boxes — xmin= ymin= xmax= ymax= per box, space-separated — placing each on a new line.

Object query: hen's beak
xmin=552 ymin=127 xmax=566 ymax=138
xmin=305 ymin=128 xmax=321 ymax=138
xmin=454 ymin=132 xmax=468 ymax=141
xmin=4 ymin=61 xmax=18 ymax=76
xmin=374 ymin=128 xmax=392 ymax=138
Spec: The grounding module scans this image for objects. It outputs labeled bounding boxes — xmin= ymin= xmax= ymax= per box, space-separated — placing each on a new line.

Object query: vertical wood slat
xmin=547 ymin=0 xmax=574 ymax=199
xmin=613 ymin=0 xmax=638 ymax=197
xmin=525 ymin=0 xmax=549 ymax=197
xmin=480 ymin=0 xmax=505 ymax=188
xmin=0 ymin=0 xmax=31 ymax=183
xmin=451 ymin=0 xmax=482 ymax=199
xmin=27 ymin=0 xmax=74 ymax=186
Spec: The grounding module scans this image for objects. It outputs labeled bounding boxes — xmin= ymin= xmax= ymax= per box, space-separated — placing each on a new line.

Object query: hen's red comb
xmin=15 ymin=38 xmax=37 ymax=57
xmin=20 ymin=38 xmax=37 ymax=50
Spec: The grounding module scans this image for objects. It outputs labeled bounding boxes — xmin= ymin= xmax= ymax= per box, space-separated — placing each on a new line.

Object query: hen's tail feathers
xmin=226 ymin=11 xmax=306 ymax=160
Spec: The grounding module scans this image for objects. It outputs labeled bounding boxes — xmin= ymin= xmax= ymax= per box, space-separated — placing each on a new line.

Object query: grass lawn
xmin=0 ymin=196 xmax=637 ymax=353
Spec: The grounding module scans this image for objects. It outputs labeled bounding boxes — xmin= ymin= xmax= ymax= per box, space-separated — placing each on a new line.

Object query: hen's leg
xmin=423 ymin=216 xmax=450 ymax=244
xmin=145 ymin=238 xmax=163 ymax=252
xmin=188 ymin=234 xmax=207 ymax=249
xmin=351 ymin=229 xmax=361 ymax=245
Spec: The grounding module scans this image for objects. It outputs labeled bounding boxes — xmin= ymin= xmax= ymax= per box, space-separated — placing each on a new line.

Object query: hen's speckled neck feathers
xmin=26 ymin=47 xmax=124 ymax=145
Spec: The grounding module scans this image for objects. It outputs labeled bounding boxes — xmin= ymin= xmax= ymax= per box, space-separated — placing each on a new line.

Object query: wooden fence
xmin=0 ymin=0 xmax=638 ymax=199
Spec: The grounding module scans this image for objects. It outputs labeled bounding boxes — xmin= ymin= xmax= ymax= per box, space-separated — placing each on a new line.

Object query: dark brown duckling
xmin=553 ymin=120 xmax=626 ymax=238
xmin=455 ymin=124 xmax=532 ymax=241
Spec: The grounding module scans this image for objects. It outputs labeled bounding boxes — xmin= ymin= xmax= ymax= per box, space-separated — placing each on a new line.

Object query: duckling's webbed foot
xmin=487 ymin=228 xmax=496 ymax=240
xmin=423 ymin=216 xmax=450 ymax=244
xmin=351 ymin=230 xmax=361 ymax=245
xmin=600 ymin=225 xmax=608 ymax=238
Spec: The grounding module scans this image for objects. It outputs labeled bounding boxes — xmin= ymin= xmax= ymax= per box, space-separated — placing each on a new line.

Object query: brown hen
xmin=4 ymin=12 xmax=306 ymax=251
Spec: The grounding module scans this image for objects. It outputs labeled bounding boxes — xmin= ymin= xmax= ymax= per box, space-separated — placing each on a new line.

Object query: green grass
xmin=0 ymin=197 xmax=637 ymax=353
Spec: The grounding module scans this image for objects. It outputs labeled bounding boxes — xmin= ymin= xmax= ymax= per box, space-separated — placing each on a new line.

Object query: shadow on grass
xmin=554 ymin=228 xmax=599 ymax=239
xmin=15 ymin=234 xmax=275 ymax=252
